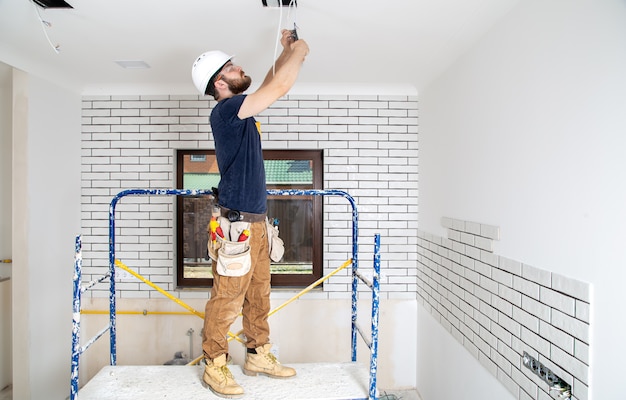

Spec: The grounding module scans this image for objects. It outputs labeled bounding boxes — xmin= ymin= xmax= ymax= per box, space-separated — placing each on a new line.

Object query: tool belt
xmin=207 ymin=207 xmax=285 ymax=273
xmin=266 ymin=219 xmax=284 ymax=262
xmin=207 ymin=217 xmax=252 ymax=277
xmin=219 ymin=206 xmax=267 ymax=223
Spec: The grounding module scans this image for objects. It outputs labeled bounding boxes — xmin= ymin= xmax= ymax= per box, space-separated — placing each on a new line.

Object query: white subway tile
xmin=493 ymin=268 xmax=513 ymax=288
xmin=575 ymin=300 xmax=590 ymax=324
xmin=539 ymin=320 xmax=574 ymax=354
xmin=513 ymin=276 xmax=540 ymax=300
xmin=448 ymin=229 xmax=461 ymax=243
xmin=460 ymin=232 xmax=475 ymax=246
xmin=481 ymin=276 xmax=499 ymax=296
xmin=478 ymin=350 xmax=498 ymax=376
xmin=511 ymin=367 xmax=537 ymax=399
xmin=551 ymin=272 xmax=590 ymax=303
xmin=499 ymin=312 xmax=521 ymax=338
xmin=551 ymin=345 xmax=589 ymax=385
xmin=497 ymin=339 xmax=520 ymax=368
xmin=480 ymin=250 xmax=499 ymax=268
xmin=518 ymin=388 xmax=534 ymax=400
xmin=521 ymin=326 xmax=550 ymax=356
xmin=573 ymin=379 xmax=589 ymax=400
xmin=552 ymin=309 xmax=590 ymax=344
xmin=521 ymin=263 xmax=551 ymax=287
xmin=480 ymin=224 xmax=500 ymax=240
xmin=474 ymin=236 xmax=493 ymax=252
xmin=540 ymin=287 xmax=576 ymax=316
xmin=479 ymin=299 xmax=499 ymax=322
xmin=492 ymin=295 xmax=514 ymax=318
xmin=574 ymin=339 xmax=590 ymax=366
xmin=92 ymin=100 xmax=121 ymax=109
xmin=451 ymin=218 xmax=465 ymax=231
xmin=521 ymin=295 xmax=551 ymax=322
xmin=499 ymin=285 xmax=522 ymax=308
xmin=480 ymin=325 xmax=498 ymax=350
xmin=464 ymin=221 xmax=481 ymax=235
xmin=498 ymin=256 xmax=522 ymax=276
xmin=149 ymin=100 xmax=179 ymax=108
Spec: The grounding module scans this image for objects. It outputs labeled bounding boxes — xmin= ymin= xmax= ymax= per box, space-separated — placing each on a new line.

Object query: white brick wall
xmin=81 ymin=94 xmax=418 ymax=300
xmin=418 ymin=217 xmax=590 ymax=400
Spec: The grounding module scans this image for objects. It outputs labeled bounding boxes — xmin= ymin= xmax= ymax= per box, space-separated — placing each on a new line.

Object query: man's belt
xmin=220 ymin=206 xmax=266 ymax=223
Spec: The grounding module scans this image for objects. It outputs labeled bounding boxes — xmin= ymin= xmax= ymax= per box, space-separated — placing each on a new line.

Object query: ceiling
xmin=0 ymin=0 xmax=520 ymax=95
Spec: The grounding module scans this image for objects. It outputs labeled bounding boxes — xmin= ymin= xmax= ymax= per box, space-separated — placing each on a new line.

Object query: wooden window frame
xmin=176 ymin=149 xmax=323 ymax=288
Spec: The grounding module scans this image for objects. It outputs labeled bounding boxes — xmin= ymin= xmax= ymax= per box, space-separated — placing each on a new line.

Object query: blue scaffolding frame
xmin=70 ymin=189 xmax=381 ymax=399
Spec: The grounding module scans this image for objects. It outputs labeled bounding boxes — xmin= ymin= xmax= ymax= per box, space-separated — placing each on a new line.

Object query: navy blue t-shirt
xmin=210 ymin=95 xmax=267 ymax=214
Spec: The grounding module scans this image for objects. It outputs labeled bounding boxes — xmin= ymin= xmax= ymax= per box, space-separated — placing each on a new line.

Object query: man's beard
xmin=223 ymin=75 xmax=252 ymax=94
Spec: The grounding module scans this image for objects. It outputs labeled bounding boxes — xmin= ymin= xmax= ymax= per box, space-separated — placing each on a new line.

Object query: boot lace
xmin=218 ymin=365 xmax=235 ymax=379
xmin=264 ymin=353 xmax=279 ymax=364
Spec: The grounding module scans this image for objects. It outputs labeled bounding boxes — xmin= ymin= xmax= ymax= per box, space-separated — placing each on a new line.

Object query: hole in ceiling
xmin=32 ymin=0 xmax=73 ymax=9
xmin=261 ymin=0 xmax=297 ymax=7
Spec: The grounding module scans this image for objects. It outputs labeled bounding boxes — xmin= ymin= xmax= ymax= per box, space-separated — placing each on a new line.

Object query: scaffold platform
xmin=71 ymin=189 xmax=381 ymax=400
xmin=79 ymin=362 xmax=374 ymax=400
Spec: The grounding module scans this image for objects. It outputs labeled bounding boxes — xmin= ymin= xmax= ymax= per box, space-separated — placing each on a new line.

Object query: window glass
xmin=176 ymin=150 xmax=323 ymax=287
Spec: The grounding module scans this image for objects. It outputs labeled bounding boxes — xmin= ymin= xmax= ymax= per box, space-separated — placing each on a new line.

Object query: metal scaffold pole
xmin=71 ymin=188 xmax=381 ymax=400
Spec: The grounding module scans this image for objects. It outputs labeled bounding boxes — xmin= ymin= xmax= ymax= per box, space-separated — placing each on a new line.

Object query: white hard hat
xmin=191 ymin=50 xmax=233 ymax=95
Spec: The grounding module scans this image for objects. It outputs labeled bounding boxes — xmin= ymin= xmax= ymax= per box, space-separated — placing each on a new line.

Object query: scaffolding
xmin=71 ymin=189 xmax=381 ymax=399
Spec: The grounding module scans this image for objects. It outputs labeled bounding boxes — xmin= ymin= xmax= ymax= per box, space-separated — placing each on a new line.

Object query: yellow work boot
xmin=203 ymin=354 xmax=244 ymax=398
xmin=243 ymin=344 xmax=296 ymax=378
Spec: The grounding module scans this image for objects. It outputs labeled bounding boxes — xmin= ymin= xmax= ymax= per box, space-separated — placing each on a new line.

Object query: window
xmin=176 ymin=150 xmax=323 ymax=287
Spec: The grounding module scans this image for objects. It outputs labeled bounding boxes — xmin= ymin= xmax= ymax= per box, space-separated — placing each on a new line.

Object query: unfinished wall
xmin=417 ymin=217 xmax=590 ymax=400
xmin=418 ymin=2 xmax=626 ymax=399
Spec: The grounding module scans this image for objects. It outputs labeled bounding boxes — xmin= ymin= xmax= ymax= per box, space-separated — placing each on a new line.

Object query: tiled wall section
xmin=417 ymin=217 xmax=590 ymax=400
xmin=81 ymin=94 xmax=418 ymax=300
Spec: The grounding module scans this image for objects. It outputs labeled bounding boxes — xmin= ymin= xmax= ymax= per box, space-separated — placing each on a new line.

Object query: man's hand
xmin=280 ymin=29 xmax=295 ymax=49
xmin=280 ymin=29 xmax=309 ymax=56
xmin=292 ymin=39 xmax=309 ymax=57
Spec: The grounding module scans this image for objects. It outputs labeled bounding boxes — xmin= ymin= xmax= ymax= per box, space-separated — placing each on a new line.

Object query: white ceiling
xmin=0 ymin=0 xmax=520 ymax=95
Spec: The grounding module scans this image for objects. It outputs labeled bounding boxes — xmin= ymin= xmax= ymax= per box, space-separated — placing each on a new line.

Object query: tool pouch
xmin=266 ymin=219 xmax=285 ymax=262
xmin=215 ymin=220 xmax=251 ymax=277
xmin=207 ymin=229 xmax=220 ymax=262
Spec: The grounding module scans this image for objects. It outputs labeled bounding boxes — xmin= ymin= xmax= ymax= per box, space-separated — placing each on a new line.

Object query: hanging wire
xmin=287 ymin=0 xmax=297 ymax=29
xmin=272 ymin=0 xmax=298 ymax=76
xmin=33 ymin=3 xmax=60 ymax=53
xmin=272 ymin=0 xmax=284 ymax=76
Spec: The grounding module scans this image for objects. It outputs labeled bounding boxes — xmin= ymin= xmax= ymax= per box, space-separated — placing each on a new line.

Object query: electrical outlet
xmin=522 ymin=352 xmax=571 ymax=399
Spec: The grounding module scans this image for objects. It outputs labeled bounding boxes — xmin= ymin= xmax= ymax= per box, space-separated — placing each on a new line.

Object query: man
xmin=191 ymin=29 xmax=309 ymax=398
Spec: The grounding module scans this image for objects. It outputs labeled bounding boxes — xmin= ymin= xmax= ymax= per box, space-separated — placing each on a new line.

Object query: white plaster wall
xmin=11 ymin=71 xmax=81 ymax=400
xmin=419 ymin=1 xmax=626 ymax=399
xmin=0 ymin=62 xmax=13 ymax=392
xmin=11 ymin=67 xmax=30 ymax=400
xmin=416 ymin=303 xmax=513 ymax=400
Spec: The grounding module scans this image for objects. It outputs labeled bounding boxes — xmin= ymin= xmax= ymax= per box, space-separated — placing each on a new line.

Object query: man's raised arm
xmin=238 ymin=29 xmax=309 ymax=119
